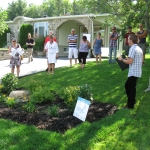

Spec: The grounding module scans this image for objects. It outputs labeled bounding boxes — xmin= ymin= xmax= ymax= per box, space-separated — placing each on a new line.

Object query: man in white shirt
xmin=118 ymin=34 xmax=143 ymax=109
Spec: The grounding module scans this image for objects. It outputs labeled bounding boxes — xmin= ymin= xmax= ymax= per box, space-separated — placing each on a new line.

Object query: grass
xmin=0 ymin=48 xmax=8 ymax=50
xmin=0 ymin=54 xmax=150 ymax=150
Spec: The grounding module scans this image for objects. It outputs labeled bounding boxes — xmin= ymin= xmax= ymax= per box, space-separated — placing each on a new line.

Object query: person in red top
xmin=124 ymin=27 xmax=135 ymax=55
xmin=44 ymin=31 xmax=57 ymax=71
xmin=44 ymin=31 xmax=57 ymax=45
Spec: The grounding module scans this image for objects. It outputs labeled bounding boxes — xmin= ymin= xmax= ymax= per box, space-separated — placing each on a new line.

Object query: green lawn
xmin=0 ymin=48 xmax=8 ymax=50
xmin=0 ymin=54 xmax=150 ymax=150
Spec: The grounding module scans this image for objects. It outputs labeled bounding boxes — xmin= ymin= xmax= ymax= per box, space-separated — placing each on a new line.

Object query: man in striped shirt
xmin=118 ymin=34 xmax=143 ymax=109
xmin=68 ymin=29 xmax=78 ymax=67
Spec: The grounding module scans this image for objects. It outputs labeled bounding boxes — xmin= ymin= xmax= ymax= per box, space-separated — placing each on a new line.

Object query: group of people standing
xmin=110 ymin=23 xmax=147 ymax=65
xmin=118 ymin=23 xmax=147 ymax=109
xmin=8 ymin=24 xmax=147 ymax=110
xmin=68 ymin=29 xmax=103 ymax=68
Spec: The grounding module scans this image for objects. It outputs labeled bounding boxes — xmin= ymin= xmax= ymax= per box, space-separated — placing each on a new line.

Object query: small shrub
xmin=29 ymin=88 xmax=55 ymax=104
xmin=59 ymin=84 xmax=93 ymax=112
xmin=23 ymin=102 xmax=35 ymax=113
xmin=78 ymin=84 xmax=93 ymax=101
xmin=33 ymin=37 xmax=45 ymax=51
xmin=61 ymin=85 xmax=80 ymax=112
xmin=23 ymin=45 xmax=28 ymax=50
xmin=0 ymin=93 xmax=5 ymax=102
xmin=5 ymin=97 xmax=17 ymax=107
xmin=1 ymin=73 xmax=18 ymax=94
xmin=46 ymin=105 xmax=59 ymax=117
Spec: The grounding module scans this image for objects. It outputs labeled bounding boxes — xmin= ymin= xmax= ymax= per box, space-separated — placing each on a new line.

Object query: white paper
xmin=73 ymin=97 xmax=90 ymax=122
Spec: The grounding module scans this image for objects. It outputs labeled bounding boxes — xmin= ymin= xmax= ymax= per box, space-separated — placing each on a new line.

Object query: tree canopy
xmin=0 ymin=8 xmax=8 ymax=34
xmin=3 ymin=0 xmax=150 ymax=35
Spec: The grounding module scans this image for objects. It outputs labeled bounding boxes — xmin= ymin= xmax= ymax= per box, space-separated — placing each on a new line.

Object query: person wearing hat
xmin=124 ymin=27 xmax=135 ymax=55
xmin=8 ymin=37 xmax=23 ymax=77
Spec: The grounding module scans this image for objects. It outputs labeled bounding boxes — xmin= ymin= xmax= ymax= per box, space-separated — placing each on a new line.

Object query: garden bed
xmin=0 ymin=97 xmax=118 ymax=133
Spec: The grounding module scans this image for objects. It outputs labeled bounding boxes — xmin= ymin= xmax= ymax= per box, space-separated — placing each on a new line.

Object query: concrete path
xmin=0 ymin=56 xmax=96 ymax=79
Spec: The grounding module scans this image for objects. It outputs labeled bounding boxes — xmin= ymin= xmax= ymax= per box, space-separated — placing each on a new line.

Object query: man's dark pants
xmin=125 ymin=76 xmax=138 ymax=108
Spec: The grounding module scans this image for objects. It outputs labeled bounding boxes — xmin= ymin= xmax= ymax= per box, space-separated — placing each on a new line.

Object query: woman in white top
xmin=44 ymin=35 xmax=59 ymax=74
xmin=8 ymin=37 xmax=23 ymax=77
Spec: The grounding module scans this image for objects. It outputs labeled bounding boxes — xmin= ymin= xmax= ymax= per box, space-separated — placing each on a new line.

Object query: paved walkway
xmin=0 ymin=56 xmax=96 ymax=79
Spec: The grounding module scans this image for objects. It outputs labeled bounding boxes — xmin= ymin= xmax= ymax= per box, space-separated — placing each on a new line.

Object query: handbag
xmin=56 ymin=54 xmax=59 ymax=59
xmin=20 ymin=55 xmax=23 ymax=60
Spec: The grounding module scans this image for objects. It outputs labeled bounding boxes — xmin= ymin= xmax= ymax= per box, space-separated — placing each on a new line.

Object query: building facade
xmin=6 ymin=14 xmax=123 ymax=57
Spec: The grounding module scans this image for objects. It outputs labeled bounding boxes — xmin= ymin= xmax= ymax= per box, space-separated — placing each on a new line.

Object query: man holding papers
xmin=118 ymin=34 xmax=143 ymax=109
xmin=8 ymin=37 xmax=23 ymax=77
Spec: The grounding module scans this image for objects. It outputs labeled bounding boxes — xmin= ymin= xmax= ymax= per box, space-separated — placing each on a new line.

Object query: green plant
xmin=78 ymin=84 xmax=93 ymax=101
xmin=0 ymin=93 xmax=6 ymax=102
xmin=23 ymin=102 xmax=35 ymax=113
xmin=33 ymin=37 xmax=45 ymax=51
xmin=62 ymin=85 xmax=80 ymax=112
xmin=46 ymin=105 xmax=59 ymax=117
xmin=19 ymin=24 xmax=34 ymax=47
xmin=0 ymin=28 xmax=11 ymax=47
xmin=60 ymin=84 xmax=93 ymax=111
xmin=22 ymin=45 xmax=28 ymax=50
xmin=29 ymin=88 xmax=55 ymax=104
xmin=1 ymin=73 xmax=18 ymax=94
xmin=5 ymin=97 xmax=17 ymax=107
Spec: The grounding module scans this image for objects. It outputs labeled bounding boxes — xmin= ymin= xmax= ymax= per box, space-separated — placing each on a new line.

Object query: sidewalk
xmin=0 ymin=56 xmax=95 ymax=79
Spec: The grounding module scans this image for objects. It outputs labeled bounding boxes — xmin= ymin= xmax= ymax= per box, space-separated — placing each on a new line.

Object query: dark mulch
xmin=0 ymin=98 xmax=118 ymax=133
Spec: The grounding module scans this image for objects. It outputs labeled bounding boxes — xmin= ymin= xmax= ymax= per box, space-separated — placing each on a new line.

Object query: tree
xmin=71 ymin=0 xmax=85 ymax=15
xmin=24 ymin=4 xmax=42 ymax=18
xmin=78 ymin=0 xmax=150 ymax=35
xmin=0 ymin=28 xmax=10 ymax=47
xmin=7 ymin=0 xmax=27 ymax=20
xmin=19 ymin=24 xmax=33 ymax=47
xmin=0 ymin=8 xmax=8 ymax=34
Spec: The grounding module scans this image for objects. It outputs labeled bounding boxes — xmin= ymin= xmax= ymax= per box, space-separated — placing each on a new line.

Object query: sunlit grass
xmin=0 ymin=54 xmax=150 ymax=149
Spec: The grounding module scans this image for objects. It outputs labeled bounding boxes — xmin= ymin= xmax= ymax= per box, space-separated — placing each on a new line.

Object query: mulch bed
xmin=0 ymin=98 xmax=118 ymax=133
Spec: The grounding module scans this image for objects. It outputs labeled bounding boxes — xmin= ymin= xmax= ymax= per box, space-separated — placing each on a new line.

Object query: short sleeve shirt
xmin=124 ymin=32 xmax=135 ymax=46
xmin=68 ymin=35 xmax=78 ymax=47
xmin=26 ymin=38 xmax=34 ymax=48
xmin=109 ymin=32 xmax=118 ymax=47
xmin=44 ymin=37 xmax=57 ymax=45
xmin=128 ymin=44 xmax=143 ymax=78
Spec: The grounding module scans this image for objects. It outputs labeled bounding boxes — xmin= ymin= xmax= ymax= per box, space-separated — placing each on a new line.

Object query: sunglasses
xmin=12 ymin=41 xmax=16 ymax=42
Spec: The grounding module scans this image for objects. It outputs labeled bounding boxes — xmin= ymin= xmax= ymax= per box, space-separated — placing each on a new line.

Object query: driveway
xmin=0 ymin=56 xmax=95 ymax=79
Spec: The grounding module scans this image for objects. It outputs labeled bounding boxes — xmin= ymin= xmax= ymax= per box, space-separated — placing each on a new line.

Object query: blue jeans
xmin=109 ymin=46 xmax=117 ymax=63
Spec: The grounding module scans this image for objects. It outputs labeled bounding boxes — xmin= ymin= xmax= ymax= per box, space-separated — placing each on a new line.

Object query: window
xmin=34 ymin=22 xmax=48 ymax=38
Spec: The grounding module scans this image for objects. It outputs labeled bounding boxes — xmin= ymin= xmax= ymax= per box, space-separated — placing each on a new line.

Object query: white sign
xmin=73 ymin=97 xmax=90 ymax=121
